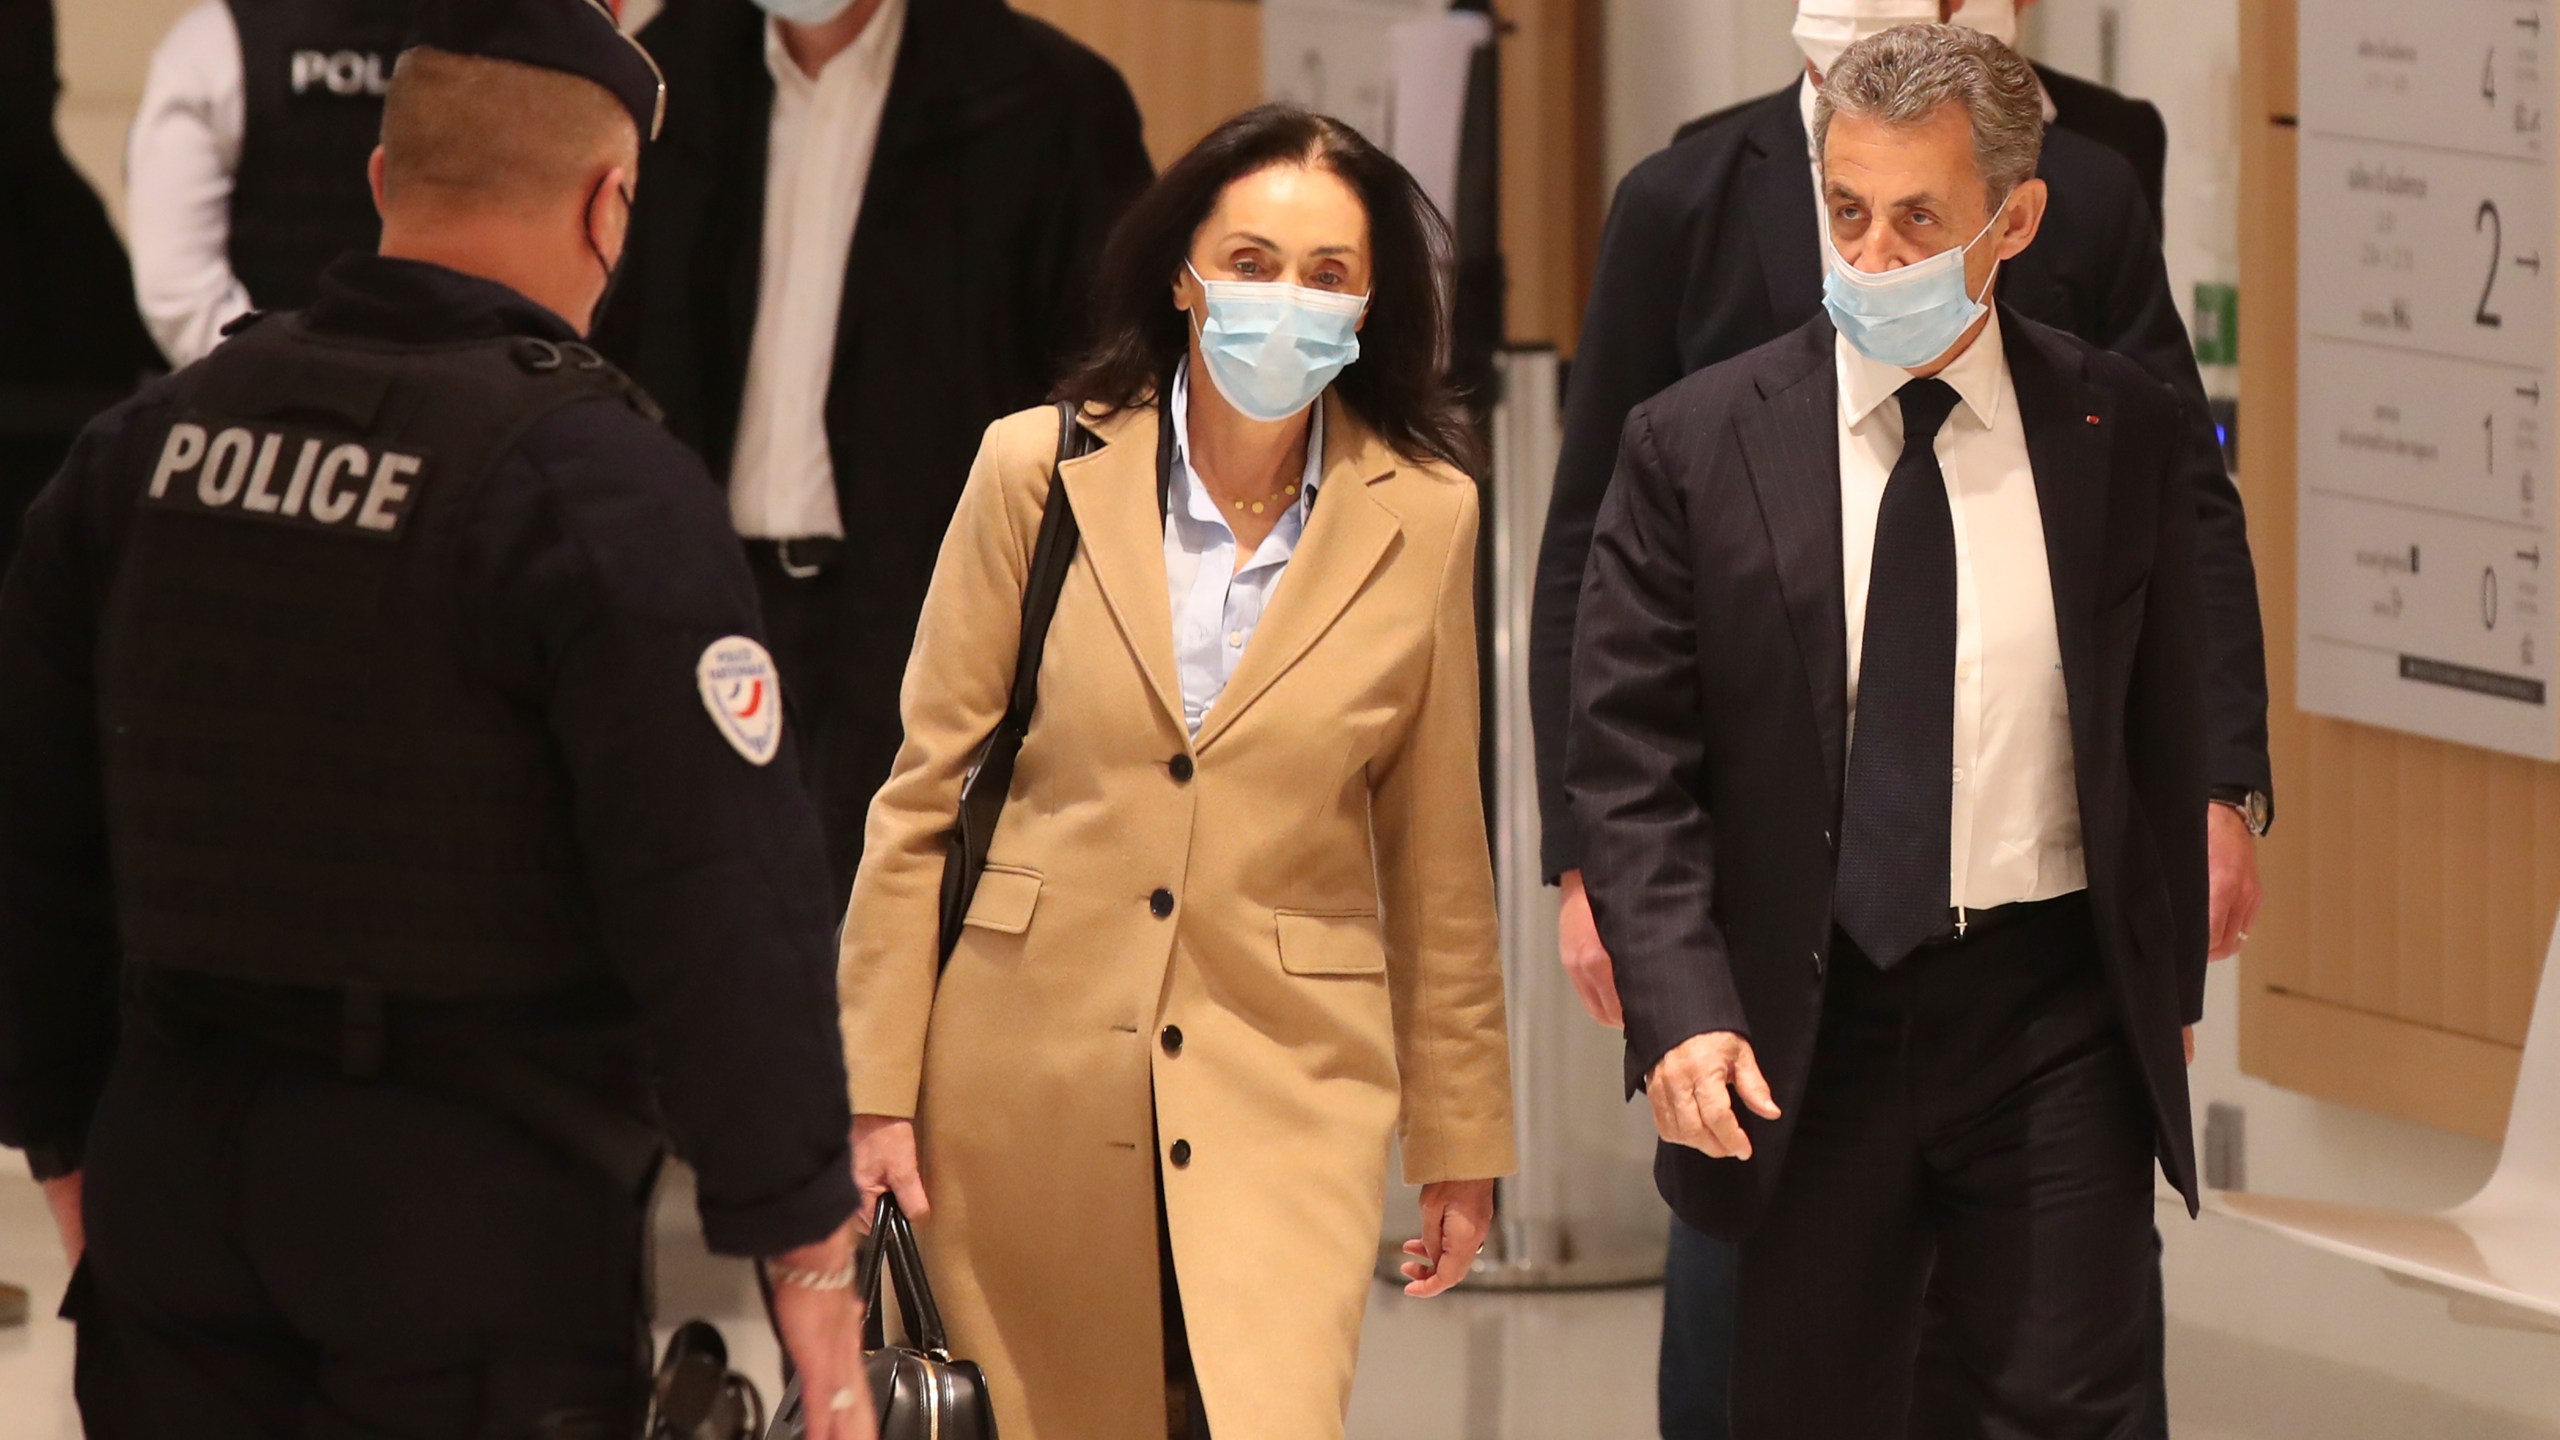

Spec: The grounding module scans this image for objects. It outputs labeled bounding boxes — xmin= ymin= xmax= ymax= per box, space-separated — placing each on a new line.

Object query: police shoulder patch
xmin=697 ymin=636 xmax=783 ymax=766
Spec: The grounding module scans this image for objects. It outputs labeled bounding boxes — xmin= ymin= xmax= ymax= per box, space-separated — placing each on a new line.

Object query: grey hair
xmin=1813 ymin=23 xmax=2044 ymax=204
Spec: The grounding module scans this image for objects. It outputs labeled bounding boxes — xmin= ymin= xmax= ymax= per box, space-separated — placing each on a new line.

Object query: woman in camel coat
xmin=835 ymin=105 xmax=1516 ymax=1440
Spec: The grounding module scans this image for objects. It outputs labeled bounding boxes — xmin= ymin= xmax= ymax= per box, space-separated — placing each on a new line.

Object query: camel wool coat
xmin=837 ymin=395 xmax=1518 ymax=1440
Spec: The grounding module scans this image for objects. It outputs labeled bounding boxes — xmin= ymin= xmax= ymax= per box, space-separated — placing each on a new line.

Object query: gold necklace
xmin=1226 ymin=479 xmax=1302 ymax=517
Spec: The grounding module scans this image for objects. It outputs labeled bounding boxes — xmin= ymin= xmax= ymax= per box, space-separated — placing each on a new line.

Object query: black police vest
xmin=99 ymin=317 xmax=661 ymax=999
xmin=223 ymin=0 xmax=411 ymax=311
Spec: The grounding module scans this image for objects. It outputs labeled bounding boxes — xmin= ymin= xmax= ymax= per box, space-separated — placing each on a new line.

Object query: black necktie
xmin=1834 ymin=377 xmax=1963 ymax=970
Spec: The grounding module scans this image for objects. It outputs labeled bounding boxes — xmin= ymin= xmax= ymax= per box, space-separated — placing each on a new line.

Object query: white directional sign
xmin=2298 ymin=0 xmax=2560 ymax=758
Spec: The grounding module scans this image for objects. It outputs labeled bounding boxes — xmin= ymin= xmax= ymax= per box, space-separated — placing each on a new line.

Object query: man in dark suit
xmin=594 ymin=0 xmax=1152 ymax=893
xmin=1945 ymin=0 xmax=2168 ymax=220
xmin=1531 ymin=7 xmax=2258 ymax=1430
xmin=1569 ymin=25 xmax=2204 ymax=1438
xmin=0 ymin=0 xmax=156 ymax=572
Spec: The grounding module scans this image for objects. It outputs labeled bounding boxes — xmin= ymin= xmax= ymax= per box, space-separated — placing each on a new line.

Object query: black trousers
xmin=1156 ymin=1142 xmax=1212 ymax=1440
xmin=72 ymin=1019 xmax=653 ymax=1438
xmin=750 ymin=553 xmax=889 ymax=904
xmin=1659 ymin=1222 xmax=2170 ymax=1439
xmin=1727 ymin=897 xmax=2160 ymax=1440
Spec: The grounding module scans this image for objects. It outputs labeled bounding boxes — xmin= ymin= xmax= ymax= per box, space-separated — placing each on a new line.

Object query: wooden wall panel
xmin=1500 ymin=0 xmax=1606 ymax=352
xmin=1014 ymin=0 xmax=1263 ymax=167
xmin=2237 ymin=0 xmax=2560 ymax=1142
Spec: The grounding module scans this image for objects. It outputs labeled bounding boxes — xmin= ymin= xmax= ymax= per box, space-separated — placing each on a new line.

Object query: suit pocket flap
xmin=1275 ymin=910 xmax=1387 ymax=976
xmin=962 ymin=866 xmax=1043 ymax=935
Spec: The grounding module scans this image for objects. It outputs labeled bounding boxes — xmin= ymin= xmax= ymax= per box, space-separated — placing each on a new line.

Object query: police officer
xmin=0 ymin=1 xmax=877 ymax=1434
xmin=128 ymin=0 xmax=417 ymax=366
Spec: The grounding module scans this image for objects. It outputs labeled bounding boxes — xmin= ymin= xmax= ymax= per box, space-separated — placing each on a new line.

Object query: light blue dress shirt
xmin=1163 ymin=361 xmax=1327 ymax=736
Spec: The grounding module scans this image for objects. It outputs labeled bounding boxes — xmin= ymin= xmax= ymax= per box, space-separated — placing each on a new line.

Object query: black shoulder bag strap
xmin=936 ymin=402 xmax=1096 ymax=963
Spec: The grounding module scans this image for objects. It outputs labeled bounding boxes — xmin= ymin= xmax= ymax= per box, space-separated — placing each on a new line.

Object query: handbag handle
xmin=935 ymin=403 xmax=1093 ymax=964
xmin=856 ymin=1193 xmax=955 ymax=1358
xmin=881 ymin=1201 xmax=952 ymax=1355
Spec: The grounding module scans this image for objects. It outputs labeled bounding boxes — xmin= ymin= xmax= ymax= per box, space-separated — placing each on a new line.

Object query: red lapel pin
xmin=2084 ymin=414 xmax=2102 ymax=426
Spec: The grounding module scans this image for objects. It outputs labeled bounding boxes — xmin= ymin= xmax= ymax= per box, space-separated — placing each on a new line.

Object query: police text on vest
xmin=290 ymin=51 xmax=394 ymax=98
xmin=148 ymin=421 xmax=423 ymax=538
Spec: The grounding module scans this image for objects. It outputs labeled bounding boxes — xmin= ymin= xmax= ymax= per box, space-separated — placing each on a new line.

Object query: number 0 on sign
xmin=2296 ymin=0 xmax=2560 ymax=759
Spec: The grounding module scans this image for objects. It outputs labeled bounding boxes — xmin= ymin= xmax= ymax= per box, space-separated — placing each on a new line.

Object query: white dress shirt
xmin=127 ymin=1 xmax=253 ymax=368
xmin=1162 ymin=362 xmax=1327 ymax=736
xmin=1836 ymin=317 xmax=2085 ymax=911
xmin=727 ymin=3 xmax=906 ymax=541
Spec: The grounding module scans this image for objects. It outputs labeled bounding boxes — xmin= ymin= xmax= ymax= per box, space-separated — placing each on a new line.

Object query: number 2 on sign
xmin=2479 ymin=200 xmax=2506 ymax=329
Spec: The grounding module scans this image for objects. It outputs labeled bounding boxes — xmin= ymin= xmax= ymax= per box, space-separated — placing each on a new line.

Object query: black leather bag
xmin=766 ymin=1195 xmax=997 ymax=1440
xmin=646 ymin=1320 xmax=765 ymax=1440
xmin=935 ymin=402 xmax=1094 ymax=963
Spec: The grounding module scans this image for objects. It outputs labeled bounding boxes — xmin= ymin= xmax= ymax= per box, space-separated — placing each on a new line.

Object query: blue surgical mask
xmin=752 ymin=0 xmax=859 ymax=27
xmin=1821 ymin=204 xmax=2006 ymax=370
xmin=1186 ymin=263 xmax=1368 ymax=423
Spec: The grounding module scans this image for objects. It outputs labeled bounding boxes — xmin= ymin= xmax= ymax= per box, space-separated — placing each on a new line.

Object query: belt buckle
xmin=776 ymin=538 xmax=826 ymax=579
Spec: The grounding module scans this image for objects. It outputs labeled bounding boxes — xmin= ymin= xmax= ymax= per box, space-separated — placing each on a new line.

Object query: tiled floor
xmin=6 ymin=1168 xmax=2557 ymax=1439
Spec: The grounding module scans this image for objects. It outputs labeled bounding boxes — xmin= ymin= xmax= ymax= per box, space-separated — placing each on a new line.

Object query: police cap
xmin=409 ymin=0 xmax=666 ymax=143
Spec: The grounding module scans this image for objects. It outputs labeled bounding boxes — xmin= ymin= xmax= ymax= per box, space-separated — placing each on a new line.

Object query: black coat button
xmin=1150 ymin=888 xmax=1175 ymax=918
xmin=1161 ymin=1025 xmax=1184 ymax=1056
xmin=1170 ymin=755 xmax=1195 ymax=783
xmin=1169 ymin=1139 xmax=1192 ymax=1167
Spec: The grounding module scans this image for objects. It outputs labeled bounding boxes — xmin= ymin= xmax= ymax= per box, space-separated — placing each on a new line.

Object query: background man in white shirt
xmin=1568 ymin=24 xmax=2208 ymax=1438
xmin=595 ymin=0 xmax=1152 ymax=897
xmin=126 ymin=0 xmax=417 ymax=367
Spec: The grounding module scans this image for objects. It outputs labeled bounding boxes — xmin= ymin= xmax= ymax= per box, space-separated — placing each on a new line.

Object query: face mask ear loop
xmin=586 ymin=175 xmax=631 ymax=287
xmin=1964 ymin=188 xmax=2015 ymax=306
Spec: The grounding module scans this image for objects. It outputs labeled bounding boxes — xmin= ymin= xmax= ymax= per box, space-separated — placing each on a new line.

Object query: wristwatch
xmin=2209 ymin=785 xmax=2273 ymax=838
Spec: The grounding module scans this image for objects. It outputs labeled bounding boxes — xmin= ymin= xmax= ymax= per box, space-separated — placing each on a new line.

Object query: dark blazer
xmin=1530 ymin=82 xmax=2267 ymax=880
xmin=593 ymin=0 xmax=1153 ymax=858
xmin=0 ymin=33 xmax=156 ymax=573
xmin=2038 ymin=63 xmax=2170 ymax=226
xmin=1565 ymin=309 xmax=2209 ymax=1240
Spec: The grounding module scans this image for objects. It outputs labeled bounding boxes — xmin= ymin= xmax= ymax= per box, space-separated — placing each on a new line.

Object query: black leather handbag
xmin=766 ymin=1195 xmax=997 ymax=1440
xmin=935 ymin=401 xmax=1095 ymax=963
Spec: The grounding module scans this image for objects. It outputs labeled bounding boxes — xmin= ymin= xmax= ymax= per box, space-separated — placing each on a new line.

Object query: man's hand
xmin=1557 ymin=870 xmax=1624 ymax=1029
xmin=1647 ymin=1033 xmax=1782 ymax=1159
xmin=767 ymin=1223 xmax=877 ymax=1440
xmin=851 ymin=1114 xmax=929 ymax=1233
xmin=41 ymin=1172 xmax=82 ymax=1264
xmin=2207 ymin=803 xmax=2263 ymax=962
xmin=2184 ymin=1025 xmax=2196 ymax=1066
xmin=1400 ymin=1179 xmax=1495 ymax=1297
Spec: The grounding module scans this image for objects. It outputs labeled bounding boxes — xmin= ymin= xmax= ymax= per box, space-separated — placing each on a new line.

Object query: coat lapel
xmin=1736 ymin=321 xmax=1849 ymax=803
xmin=2001 ymin=309 xmax=2109 ymax=766
xmin=1057 ymin=405 xmax=1186 ymax=737
xmin=1191 ymin=395 xmax=1404 ymax=755
xmin=1745 ymin=92 xmax=1826 ymax=328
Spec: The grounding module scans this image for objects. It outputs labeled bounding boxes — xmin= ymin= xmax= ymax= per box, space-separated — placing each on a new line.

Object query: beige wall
xmin=55 ymin=0 xmax=197 ymax=231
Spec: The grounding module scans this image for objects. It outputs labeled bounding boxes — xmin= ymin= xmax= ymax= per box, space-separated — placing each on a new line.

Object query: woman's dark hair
xmin=1056 ymin=104 xmax=1483 ymax=477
